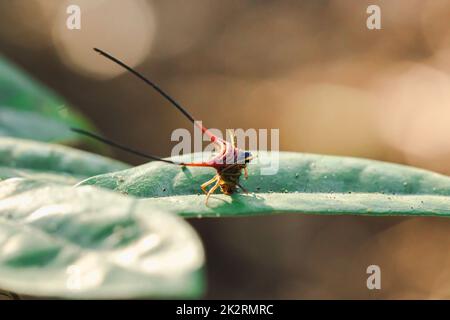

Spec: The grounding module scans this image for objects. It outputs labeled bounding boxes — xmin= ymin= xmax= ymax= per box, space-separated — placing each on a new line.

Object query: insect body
xmin=194 ymin=129 xmax=252 ymax=202
xmin=73 ymin=48 xmax=253 ymax=204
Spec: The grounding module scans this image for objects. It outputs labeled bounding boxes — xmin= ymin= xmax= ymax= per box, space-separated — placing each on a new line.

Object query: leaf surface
xmin=0 ymin=55 xmax=95 ymax=144
xmin=0 ymin=178 xmax=204 ymax=298
xmin=0 ymin=137 xmax=129 ymax=181
xmin=80 ymin=152 xmax=450 ymax=217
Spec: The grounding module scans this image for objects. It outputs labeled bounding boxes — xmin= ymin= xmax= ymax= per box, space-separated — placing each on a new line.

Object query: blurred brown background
xmin=1 ymin=0 xmax=450 ymax=299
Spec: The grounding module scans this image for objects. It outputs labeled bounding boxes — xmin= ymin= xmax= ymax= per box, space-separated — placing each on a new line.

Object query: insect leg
xmin=237 ymin=182 xmax=249 ymax=194
xmin=201 ymin=175 xmax=219 ymax=194
xmin=205 ymin=179 xmax=221 ymax=205
xmin=244 ymin=166 xmax=249 ymax=179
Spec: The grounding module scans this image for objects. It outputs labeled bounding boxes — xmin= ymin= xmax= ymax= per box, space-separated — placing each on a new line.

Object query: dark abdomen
xmin=217 ymin=165 xmax=244 ymax=195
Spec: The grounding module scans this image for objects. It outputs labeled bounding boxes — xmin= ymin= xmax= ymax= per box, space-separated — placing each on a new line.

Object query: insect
xmin=72 ymin=48 xmax=253 ymax=204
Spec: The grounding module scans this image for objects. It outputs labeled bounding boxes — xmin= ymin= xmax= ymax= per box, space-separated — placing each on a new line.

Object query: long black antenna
xmin=94 ymin=48 xmax=195 ymax=124
xmin=71 ymin=128 xmax=182 ymax=165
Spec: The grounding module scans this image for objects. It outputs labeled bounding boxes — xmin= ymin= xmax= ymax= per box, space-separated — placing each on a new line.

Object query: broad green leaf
xmin=0 ymin=106 xmax=75 ymax=143
xmin=0 ymin=55 xmax=95 ymax=144
xmin=0 ymin=137 xmax=129 ymax=181
xmin=0 ymin=178 xmax=204 ymax=298
xmin=0 ymin=167 xmax=80 ymax=185
xmin=80 ymin=152 xmax=450 ymax=217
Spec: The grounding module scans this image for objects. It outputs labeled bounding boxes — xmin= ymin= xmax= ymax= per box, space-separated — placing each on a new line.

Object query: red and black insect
xmin=72 ymin=48 xmax=253 ymax=204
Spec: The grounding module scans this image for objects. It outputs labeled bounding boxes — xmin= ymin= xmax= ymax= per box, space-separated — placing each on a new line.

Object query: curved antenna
xmin=94 ymin=48 xmax=194 ymax=123
xmin=71 ymin=128 xmax=182 ymax=165
xmin=93 ymin=48 xmax=217 ymax=141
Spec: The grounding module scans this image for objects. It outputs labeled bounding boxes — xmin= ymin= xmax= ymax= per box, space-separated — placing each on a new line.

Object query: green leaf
xmin=0 ymin=137 xmax=129 ymax=182
xmin=0 ymin=55 xmax=95 ymax=144
xmin=0 ymin=107 xmax=76 ymax=143
xmin=79 ymin=152 xmax=450 ymax=217
xmin=0 ymin=167 xmax=80 ymax=185
xmin=0 ymin=178 xmax=204 ymax=298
